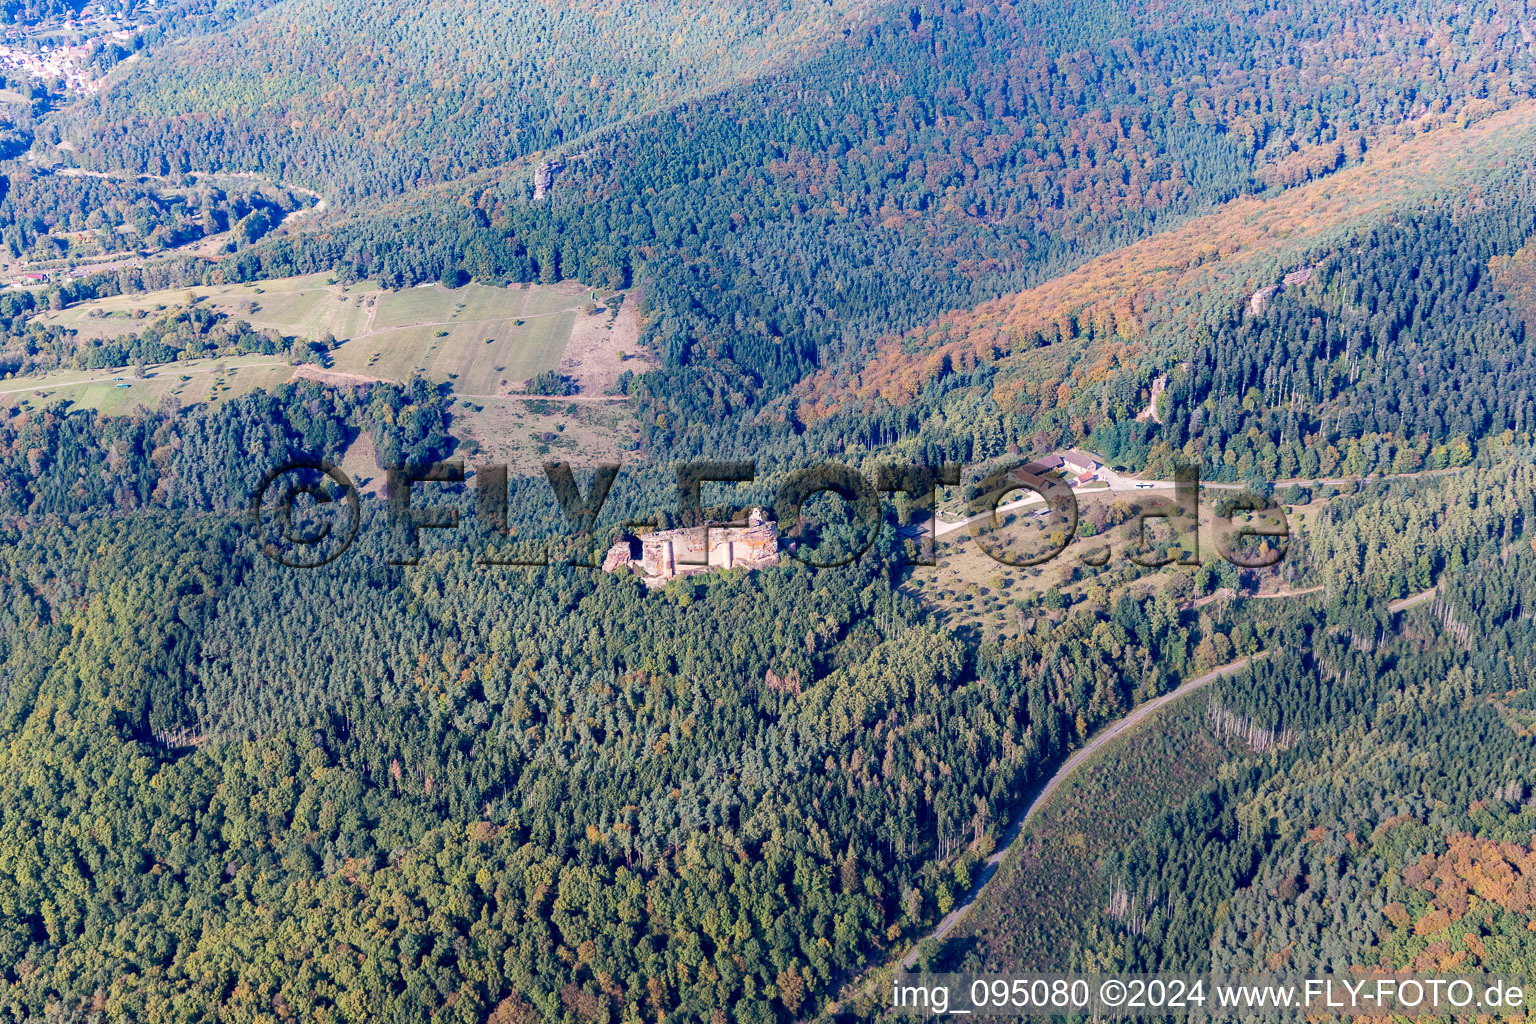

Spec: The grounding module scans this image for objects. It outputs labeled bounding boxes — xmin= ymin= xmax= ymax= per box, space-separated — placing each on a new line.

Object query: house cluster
xmin=0 ymin=13 xmax=143 ymax=96
xmin=1035 ymin=449 xmax=1105 ymax=486
xmin=6 ymin=266 xmax=87 ymax=287
xmin=601 ymin=508 xmax=780 ymax=585
xmin=0 ymin=41 xmax=103 ymax=93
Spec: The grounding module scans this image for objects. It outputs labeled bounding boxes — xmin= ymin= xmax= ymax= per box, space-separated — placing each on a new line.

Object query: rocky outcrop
xmin=1135 ymin=373 xmax=1168 ymax=423
xmin=1249 ymin=265 xmax=1315 ymax=316
xmin=533 ymin=160 xmax=563 ymax=200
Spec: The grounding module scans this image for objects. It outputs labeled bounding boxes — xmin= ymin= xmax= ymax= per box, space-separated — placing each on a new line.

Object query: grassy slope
xmin=11 ymin=277 xmax=625 ymax=415
xmin=0 ymin=355 xmax=290 ymax=416
xmin=14 ymin=274 xmax=646 ymax=470
xmin=40 ymin=274 xmax=367 ymax=344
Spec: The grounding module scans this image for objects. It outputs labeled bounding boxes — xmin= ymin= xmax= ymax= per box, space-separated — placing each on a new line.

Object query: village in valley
xmin=0 ymin=2 xmax=148 ymax=98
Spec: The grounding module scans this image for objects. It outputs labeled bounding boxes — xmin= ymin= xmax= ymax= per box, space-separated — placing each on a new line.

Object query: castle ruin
xmin=601 ymin=508 xmax=779 ymax=585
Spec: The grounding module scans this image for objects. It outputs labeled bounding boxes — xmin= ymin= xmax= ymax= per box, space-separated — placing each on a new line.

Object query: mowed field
xmin=0 ymin=355 xmax=293 ymax=415
xmin=330 ymin=281 xmax=583 ymax=391
xmin=11 ymin=275 xmax=640 ymax=415
xmin=38 ymin=273 xmax=371 ymax=344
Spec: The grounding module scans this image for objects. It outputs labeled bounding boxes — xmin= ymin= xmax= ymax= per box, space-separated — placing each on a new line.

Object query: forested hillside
xmin=64 ymin=0 xmax=880 ymax=202
xmin=919 ymin=456 xmax=1536 ymax=1016
xmin=0 ymin=384 xmax=1281 ymax=1022
xmin=0 ymin=170 xmax=308 ymax=261
xmin=3 ymin=380 xmax=1528 ymax=1022
xmin=778 ymin=126 xmax=1536 ymax=485
xmin=1 ymin=0 xmax=1535 ymax=1020
xmin=47 ymin=0 xmax=1536 ymax=452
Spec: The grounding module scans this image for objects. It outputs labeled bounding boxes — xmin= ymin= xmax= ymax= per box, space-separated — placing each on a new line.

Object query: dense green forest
xmin=0 ymin=0 xmax=81 ymax=25
xmin=2 ymin=373 xmax=1531 ymax=1022
xmin=1144 ymin=194 xmax=1536 ymax=481
xmin=38 ymin=0 xmax=1531 ymax=447
xmin=64 ymin=0 xmax=881 ymax=201
xmin=0 ymin=171 xmax=307 ymax=261
xmin=0 ymin=372 xmax=1308 ymax=1022
xmin=740 ymin=155 xmax=1536 ymax=490
xmin=0 ymin=0 xmax=1533 ymax=1020
xmin=919 ymin=456 xmax=1536 ymax=1020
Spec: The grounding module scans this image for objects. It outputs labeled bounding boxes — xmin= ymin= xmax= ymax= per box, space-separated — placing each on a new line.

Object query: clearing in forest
xmin=13 ymin=276 xmax=650 ymax=423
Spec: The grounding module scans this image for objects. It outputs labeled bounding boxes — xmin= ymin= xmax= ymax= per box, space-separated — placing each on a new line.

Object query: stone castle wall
xmin=601 ymin=510 xmax=779 ymax=584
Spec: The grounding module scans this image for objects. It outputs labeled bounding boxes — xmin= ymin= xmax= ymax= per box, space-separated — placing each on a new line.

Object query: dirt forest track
xmin=896 ymin=654 xmax=1267 ymax=969
xmin=882 ymin=580 xmax=1443 ymax=975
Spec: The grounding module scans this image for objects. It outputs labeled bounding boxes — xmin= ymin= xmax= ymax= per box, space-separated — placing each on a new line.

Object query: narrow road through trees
xmin=898 ymin=654 xmax=1267 ymax=969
